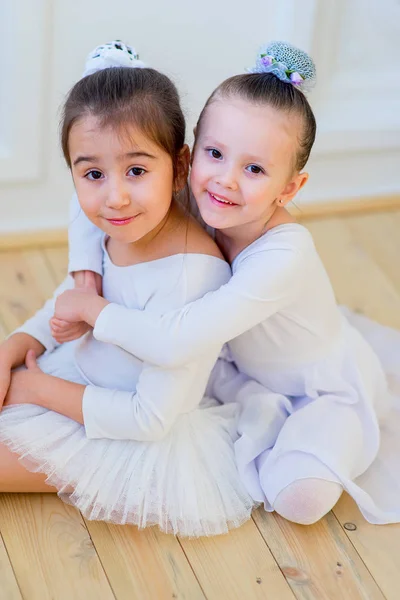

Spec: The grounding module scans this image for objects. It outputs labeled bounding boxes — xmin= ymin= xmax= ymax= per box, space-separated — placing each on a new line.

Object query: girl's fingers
xmin=51 ymin=320 xmax=83 ymax=334
xmin=52 ymin=324 xmax=90 ymax=343
xmin=25 ymin=350 xmax=38 ymax=370
xmin=53 ymin=318 xmax=70 ymax=327
xmin=50 ymin=318 xmax=72 ymax=332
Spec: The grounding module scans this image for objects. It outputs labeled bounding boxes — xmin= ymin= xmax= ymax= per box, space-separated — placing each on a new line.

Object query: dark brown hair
xmin=195 ymin=72 xmax=316 ymax=173
xmin=61 ymin=67 xmax=186 ymax=184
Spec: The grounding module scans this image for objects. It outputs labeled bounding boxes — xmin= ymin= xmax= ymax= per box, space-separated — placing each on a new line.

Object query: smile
xmin=105 ymin=216 xmax=136 ymax=226
xmin=208 ymin=192 xmax=237 ymax=207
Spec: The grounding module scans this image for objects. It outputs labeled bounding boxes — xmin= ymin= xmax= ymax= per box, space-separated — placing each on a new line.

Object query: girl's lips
xmin=106 ymin=216 xmax=136 ymax=226
xmin=208 ymin=191 xmax=237 ymax=207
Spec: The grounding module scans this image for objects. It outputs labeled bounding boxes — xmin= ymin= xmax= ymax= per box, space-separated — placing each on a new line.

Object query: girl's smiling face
xmin=69 ymin=115 xmax=176 ymax=245
xmin=190 ymin=97 xmax=308 ymax=233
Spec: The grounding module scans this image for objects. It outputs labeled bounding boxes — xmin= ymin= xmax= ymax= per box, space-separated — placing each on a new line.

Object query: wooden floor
xmin=0 ymin=210 xmax=400 ymax=600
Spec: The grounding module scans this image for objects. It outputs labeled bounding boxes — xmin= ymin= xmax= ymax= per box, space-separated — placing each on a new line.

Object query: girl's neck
xmin=107 ymin=201 xmax=188 ymax=266
xmin=216 ymin=206 xmax=296 ymax=264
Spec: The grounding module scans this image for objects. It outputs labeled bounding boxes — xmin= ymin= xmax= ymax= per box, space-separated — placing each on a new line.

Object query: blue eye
xmin=85 ymin=170 xmax=103 ymax=180
xmin=129 ymin=167 xmax=146 ymax=177
xmin=245 ymin=164 xmax=264 ymax=175
xmin=206 ymin=148 xmax=222 ymax=160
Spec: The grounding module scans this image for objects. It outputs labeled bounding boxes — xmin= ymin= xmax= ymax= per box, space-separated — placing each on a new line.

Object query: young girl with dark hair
xmin=0 ymin=41 xmax=254 ymax=537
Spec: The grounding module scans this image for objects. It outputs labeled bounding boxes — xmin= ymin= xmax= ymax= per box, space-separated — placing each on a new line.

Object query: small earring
xmin=278 ymin=199 xmax=283 ymax=204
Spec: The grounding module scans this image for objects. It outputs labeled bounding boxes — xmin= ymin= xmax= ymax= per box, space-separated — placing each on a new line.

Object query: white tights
xmin=273 ymin=478 xmax=343 ymax=525
xmin=265 ymin=453 xmax=343 ymax=525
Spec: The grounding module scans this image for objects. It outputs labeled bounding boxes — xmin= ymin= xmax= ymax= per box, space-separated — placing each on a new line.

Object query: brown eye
xmin=86 ymin=170 xmax=103 ymax=180
xmin=206 ymin=148 xmax=222 ymax=160
xmin=246 ymin=164 xmax=264 ymax=175
xmin=129 ymin=167 xmax=146 ymax=177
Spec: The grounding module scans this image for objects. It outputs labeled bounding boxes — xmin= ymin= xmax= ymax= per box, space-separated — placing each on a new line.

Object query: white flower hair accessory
xmin=249 ymin=41 xmax=316 ymax=92
xmin=82 ymin=40 xmax=146 ymax=78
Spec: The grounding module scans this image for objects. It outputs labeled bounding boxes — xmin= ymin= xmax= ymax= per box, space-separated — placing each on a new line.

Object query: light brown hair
xmin=195 ymin=72 xmax=316 ymax=173
xmin=61 ymin=67 xmax=187 ymax=186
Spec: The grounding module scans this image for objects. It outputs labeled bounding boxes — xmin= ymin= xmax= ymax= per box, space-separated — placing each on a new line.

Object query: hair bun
xmin=250 ymin=41 xmax=316 ymax=91
xmin=82 ymin=40 xmax=146 ymax=78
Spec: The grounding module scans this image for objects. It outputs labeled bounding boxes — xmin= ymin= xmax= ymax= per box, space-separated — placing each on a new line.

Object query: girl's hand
xmin=5 ymin=352 xmax=85 ymax=423
xmin=50 ymin=271 xmax=106 ymax=343
xmin=3 ymin=350 xmax=43 ymax=408
xmin=53 ymin=287 xmax=94 ymax=323
xmin=50 ymin=317 xmax=91 ymax=343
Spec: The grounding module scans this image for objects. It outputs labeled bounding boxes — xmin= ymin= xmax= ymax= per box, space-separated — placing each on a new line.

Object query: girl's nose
xmin=105 ymin=180 xmax=131 ymax=210
xmin=214 ymin=166 xmax=238 ymax=191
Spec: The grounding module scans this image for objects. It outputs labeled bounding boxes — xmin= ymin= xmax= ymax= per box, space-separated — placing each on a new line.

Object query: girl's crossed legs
xmin=259 ymin=396 xmax=372 ymax=525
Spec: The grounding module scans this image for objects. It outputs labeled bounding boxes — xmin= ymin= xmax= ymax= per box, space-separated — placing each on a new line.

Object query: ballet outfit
xmin=0 ymin=231 xmax=254 ymax=537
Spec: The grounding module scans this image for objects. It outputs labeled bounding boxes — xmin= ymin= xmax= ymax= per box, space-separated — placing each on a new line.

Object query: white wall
xmin=0 ymin=0 xmax=399 ymax=233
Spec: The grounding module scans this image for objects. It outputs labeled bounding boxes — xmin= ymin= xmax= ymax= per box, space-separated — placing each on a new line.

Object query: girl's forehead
xmin=69 ymin=115 xmax=161 ymax=155
xmin=205 ymin=98 xmax=292 ymax=131
xmin=200 ymin=98 xmax=297 ymax=158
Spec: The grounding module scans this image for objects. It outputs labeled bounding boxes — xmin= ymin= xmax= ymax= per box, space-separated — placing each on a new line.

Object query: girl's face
xmin=190 ymin=98 xmax=307 ymax=232
xmin=69 ymin=115 xmax=176 ymax=245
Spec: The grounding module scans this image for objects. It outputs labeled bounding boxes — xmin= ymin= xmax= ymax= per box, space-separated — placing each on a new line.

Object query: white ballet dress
xmin=0 ymin=236 xmax=254 ymax=536
xmin=70 ymin=222 xmax=400 ymax=525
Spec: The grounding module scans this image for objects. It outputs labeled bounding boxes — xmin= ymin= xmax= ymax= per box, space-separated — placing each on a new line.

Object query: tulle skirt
xmin=0 ymin=343 xmax=254 ymax=537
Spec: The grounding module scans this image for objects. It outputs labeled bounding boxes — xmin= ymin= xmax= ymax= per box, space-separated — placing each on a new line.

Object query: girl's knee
xmin=273 ymin=478 xmax=343 ymax=525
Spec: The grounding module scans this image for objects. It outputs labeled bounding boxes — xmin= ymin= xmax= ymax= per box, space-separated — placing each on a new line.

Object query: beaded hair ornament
xmin=82 ymin=40 xmax=146 ymax=78
xmin=249 ymin=41 xmax=316 ymax=92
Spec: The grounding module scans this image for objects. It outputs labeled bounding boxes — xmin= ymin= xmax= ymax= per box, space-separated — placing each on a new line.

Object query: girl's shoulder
xmin=184 ymin=215 xmax=225 ymax=261
xmin=143 ymin=203 xmax=224 ymax=263
xmin=163 ymin=215 xmax=230 ymax=305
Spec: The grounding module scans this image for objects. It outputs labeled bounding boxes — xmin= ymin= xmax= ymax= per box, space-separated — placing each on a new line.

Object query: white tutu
xmin=0 ymin=344 xmax=254 ymax=537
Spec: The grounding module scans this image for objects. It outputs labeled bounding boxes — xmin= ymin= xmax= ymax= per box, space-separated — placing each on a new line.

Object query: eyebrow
xmin=202 ymin=137 xmax=227 ymax=150
xmin=72 ymin=151 xmax=157 ymax=167
xmin=246 ymin=155 xmax=274 ymax=167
